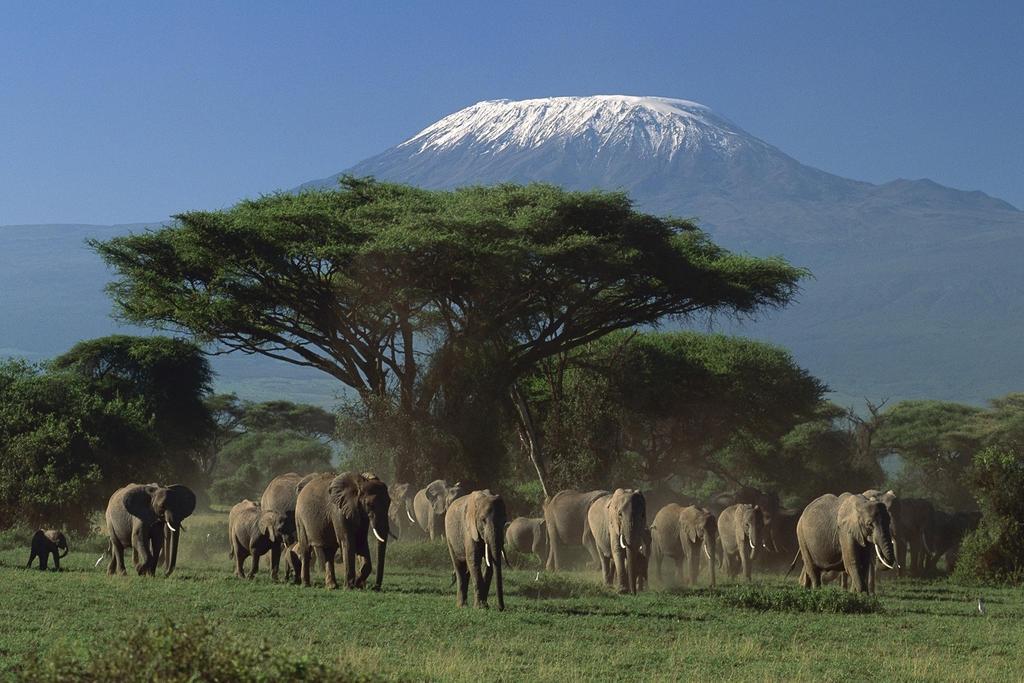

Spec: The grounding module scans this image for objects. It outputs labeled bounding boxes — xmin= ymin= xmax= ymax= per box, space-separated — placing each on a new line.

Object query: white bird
xmin=978 ymin=597 xmax=986 ymax=615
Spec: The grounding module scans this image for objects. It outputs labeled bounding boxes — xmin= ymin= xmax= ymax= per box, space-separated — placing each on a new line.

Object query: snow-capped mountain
xmin=396 ymin=96 xmax=754 ymax=159
xmin=298 ymin=95 xmax=1024 ymax=403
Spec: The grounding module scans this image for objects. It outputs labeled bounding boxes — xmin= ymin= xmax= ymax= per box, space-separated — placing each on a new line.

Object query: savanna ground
xmin=0 ymin=512 xmax=1020 ymax=682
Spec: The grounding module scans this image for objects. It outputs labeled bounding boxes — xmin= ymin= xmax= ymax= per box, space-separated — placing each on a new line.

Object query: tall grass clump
xmin=718 ymin=585 xmax=882 ymax=614
xmin=17 ymin=619 xmax=380 ymax=682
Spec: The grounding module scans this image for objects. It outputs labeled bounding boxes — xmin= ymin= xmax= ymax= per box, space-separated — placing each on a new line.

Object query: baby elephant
xmin=27 ymin=530 xmax=69 ymax=571
xmin=228 ymin=500 xmax=288 ymax=579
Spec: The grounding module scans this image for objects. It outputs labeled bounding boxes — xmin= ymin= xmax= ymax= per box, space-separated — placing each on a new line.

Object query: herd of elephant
xmin=23 ymin=475 xmax=979 ymax=609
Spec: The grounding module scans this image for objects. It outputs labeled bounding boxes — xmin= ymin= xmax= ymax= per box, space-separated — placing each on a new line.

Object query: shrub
xmin=717 ymin=585 xmax=882 ymax=614
xmin=953 ymin=447 xmax=1024 ymax=584
xmin=18 ymin=619 xmax=380 ymax=682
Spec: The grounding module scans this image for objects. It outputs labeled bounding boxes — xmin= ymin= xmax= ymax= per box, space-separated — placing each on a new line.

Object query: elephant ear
xmin=123 ymin=485 xmax=158 ymax=522
xmin=329 ymin=473 xmax=362 ymax=520
xmin=467 ymin=494 xmax=482 ymax=542
xmin=426 ymin=480 xmax=447 ymax=514
xmin=841 ymin=500 xmax=871 ymax=547
xmin=166 ymin=485 xmax=197 ymax=519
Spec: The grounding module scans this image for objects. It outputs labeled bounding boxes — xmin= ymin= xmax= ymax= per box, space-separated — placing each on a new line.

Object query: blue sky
xmin=1 ymin=1 xmax=1021 ymax=224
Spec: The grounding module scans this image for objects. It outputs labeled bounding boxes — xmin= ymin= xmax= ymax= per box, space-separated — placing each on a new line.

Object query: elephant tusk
xmin=619 ymin=534 xmax=626 ymax=550
xmin=704 ymin=544 xmax=711 ymax=560
xmin=371 ymin=527 xmax=385 ymax=544
xmin=874 ymin=543 xmax=895 ymax=570
xmin=484 ymin=543 xmax=491 ymax=568
xmin=749 ymin=538 xmax=755 ymax=550
xmin=406 ymin=509 xmax=416 ymax=524
xmin=166 ymin=522 xmax=177 ymax=533
xmin=94 ymin=554 xmax=105 ymax=567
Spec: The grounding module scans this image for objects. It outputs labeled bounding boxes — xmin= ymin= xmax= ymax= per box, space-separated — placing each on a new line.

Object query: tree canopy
xmin=92 ymin=179 xmax=806 ymax=484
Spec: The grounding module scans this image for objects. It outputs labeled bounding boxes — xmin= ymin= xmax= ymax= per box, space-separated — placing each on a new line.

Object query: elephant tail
xmin=784 ymin=549 xmax=802 ymax=578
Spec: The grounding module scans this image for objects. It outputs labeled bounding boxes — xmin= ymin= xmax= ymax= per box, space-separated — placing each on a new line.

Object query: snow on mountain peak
xmin=397 ymin=95 xmax=753 ymax=159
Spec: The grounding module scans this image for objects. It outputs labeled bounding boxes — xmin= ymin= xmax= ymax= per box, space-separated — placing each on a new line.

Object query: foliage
xmin=18 ymin=618 xmax=373 ymax=683
xmin=875 ymin=400 xmax=982 ymax=508
xmin=207 ymin=430 xmax=332 ymax=505
xmin=0 ymin=359 xmax=157 ymax=531
xmin=954 ymin=447 xmax=1024 ymax=584
xmin=534 ymin=331 xmax=826 ymax=493
xmin=93 ymin=179 xmax=806 ymax=482
xmin=50 ymin=335 xmax=215 ymax=476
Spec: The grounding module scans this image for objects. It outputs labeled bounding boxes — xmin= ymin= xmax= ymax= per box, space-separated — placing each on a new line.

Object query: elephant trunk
xmin=486 ymin=527 xmax=504 ymax=610
xmin=373 ymin=515 xmax=388 ymax=590
xmin=165 ymin=526 xmax=180 ymax=576
xmin=705 ymin=536 xmax=717 ymax=587
xmin=873 ymin=529 xmax=897 ymax=570
xmin=626 ymin=546 xmax=638 ymax=594
xmin=59 ymin=543 xmax=69 ymax=559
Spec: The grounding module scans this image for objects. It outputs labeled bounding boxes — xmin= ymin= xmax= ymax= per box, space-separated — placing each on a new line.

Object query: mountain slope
xmin=303 ymin=95 xmax=1024 ymax=403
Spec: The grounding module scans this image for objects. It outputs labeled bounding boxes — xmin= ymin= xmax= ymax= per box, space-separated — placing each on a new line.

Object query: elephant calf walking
xmin=228 ymin=500 xmax=287 ymax=579
xmin=27 ymin=529 xmax=68 ymax=571
xmin=651 ymin=504 xmax=717 ymax=587
xmin=445 ymin=490 xmax=507 ymax=610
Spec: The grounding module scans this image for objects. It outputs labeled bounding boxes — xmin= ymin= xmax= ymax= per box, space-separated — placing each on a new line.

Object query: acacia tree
xmin=93 ymin=179 xmax=805 ymax=491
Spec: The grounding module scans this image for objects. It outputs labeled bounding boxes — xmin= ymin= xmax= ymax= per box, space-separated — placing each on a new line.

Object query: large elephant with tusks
xmin=104 ymin=483 xmax=196 ymax=576
xmin=294 ymin=472 xmax=391 ymax=590
xmin=796 ymin=493 xmax=897 ymax=593
xmin=584 ymin=489 xmax=647 ymax=594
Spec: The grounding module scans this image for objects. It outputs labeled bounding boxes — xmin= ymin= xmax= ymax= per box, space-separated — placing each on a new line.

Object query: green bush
xmin=954 ymin=447 xmax=1024 ymax=584
xmin=717 ymin=585 xmax=882 ymax=614
xmin=18 ymin=619 xmax=379 ymax=682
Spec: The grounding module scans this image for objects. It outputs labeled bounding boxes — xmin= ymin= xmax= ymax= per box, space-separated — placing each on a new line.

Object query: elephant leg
xmin=131 ymin=527 xmax=154 ymax=576
xmin=39 ymin=552 xmax=48 ymax=571
xmin=470 ymin=555 xmax=486 ymax=608
xmin=300 ymin=546 xmax=313 ymax=587
xmin=355 ymin=550 xmax=372 ymax=588
xmin=454 ymin=560 xmax=469 ymax=608
xmin=248 ymin=549 xmax=260 ymax=579
xmin=114 ymin=540 xmax=128 ymax=576
xmin=740 ymin=547 xmax=752 ymax=582
xmin=319 ymin=547 xmax=338 ymax=590
xmin=612 ymin=547 xmax=628 ymax=592
xmin=270 ymin=540 xmax=281 ymax=582
xmin=548 ymin=535 xmax=562 ymax=572
xmin=27 ymin=550 xmax=37 ymax=569
xmin=688 ymin=548 xmax=700 ymax=586
xmin=233 ymin=540 xmax=247 ymax=578
xmin=52 ymin=551 xmax=60 ymax=572
xmin=342 ymin=539 xmax=358 ymax=589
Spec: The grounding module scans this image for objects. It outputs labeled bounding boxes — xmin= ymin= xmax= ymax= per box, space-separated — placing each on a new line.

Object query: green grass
xmin=0 ymin=513 xmax=1021 ymax=681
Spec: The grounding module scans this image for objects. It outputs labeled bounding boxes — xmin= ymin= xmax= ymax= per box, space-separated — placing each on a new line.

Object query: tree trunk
xmin=510 ymin=383 xmax=550 ymax=499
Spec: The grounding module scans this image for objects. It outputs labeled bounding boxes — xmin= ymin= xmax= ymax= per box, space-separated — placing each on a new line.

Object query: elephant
xmin=717 ymin=504 xmax=765 ymax=581
xmin=294 ymin=472 xmax=391 ymax=590
xmin=27 ymin=529 xmax=68 ymax=571
xmin=584 ymin=488 xmax=647 ymax=594
xmin=445 ymin=489 xmax=507 ymax=610
xmin=388 ymin=482 xmax=422 ymax=540
xmin=227 ymin=500 xmax=288 ymax=579
xmin=413 ymin=480 xmax=464 ymax=540
xmin=924 ymin=510 xmax=980 ymax=575
xmin=259 ymin=472 xmax=310 ymax=580
xmin=543 ymin=489 xmax=609 ymax=571
xmin=796 ymin=493 xmax=897 ymax=593
xmin=864 ymin=490 xmax=936 ymax=577
xmin=650 ymin=504 xmax=717 ymax=587
xmin=504 ymin=516 xmax=548 ymax=568
xmin=104 ymin=483 xmax=196 ymax=576
xmin=710 ymin=487 xmax=779 ymax=551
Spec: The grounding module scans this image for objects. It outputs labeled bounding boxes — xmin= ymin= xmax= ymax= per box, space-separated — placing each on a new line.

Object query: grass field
xmin=1 ymin=512 xmax=1020 ymax=681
